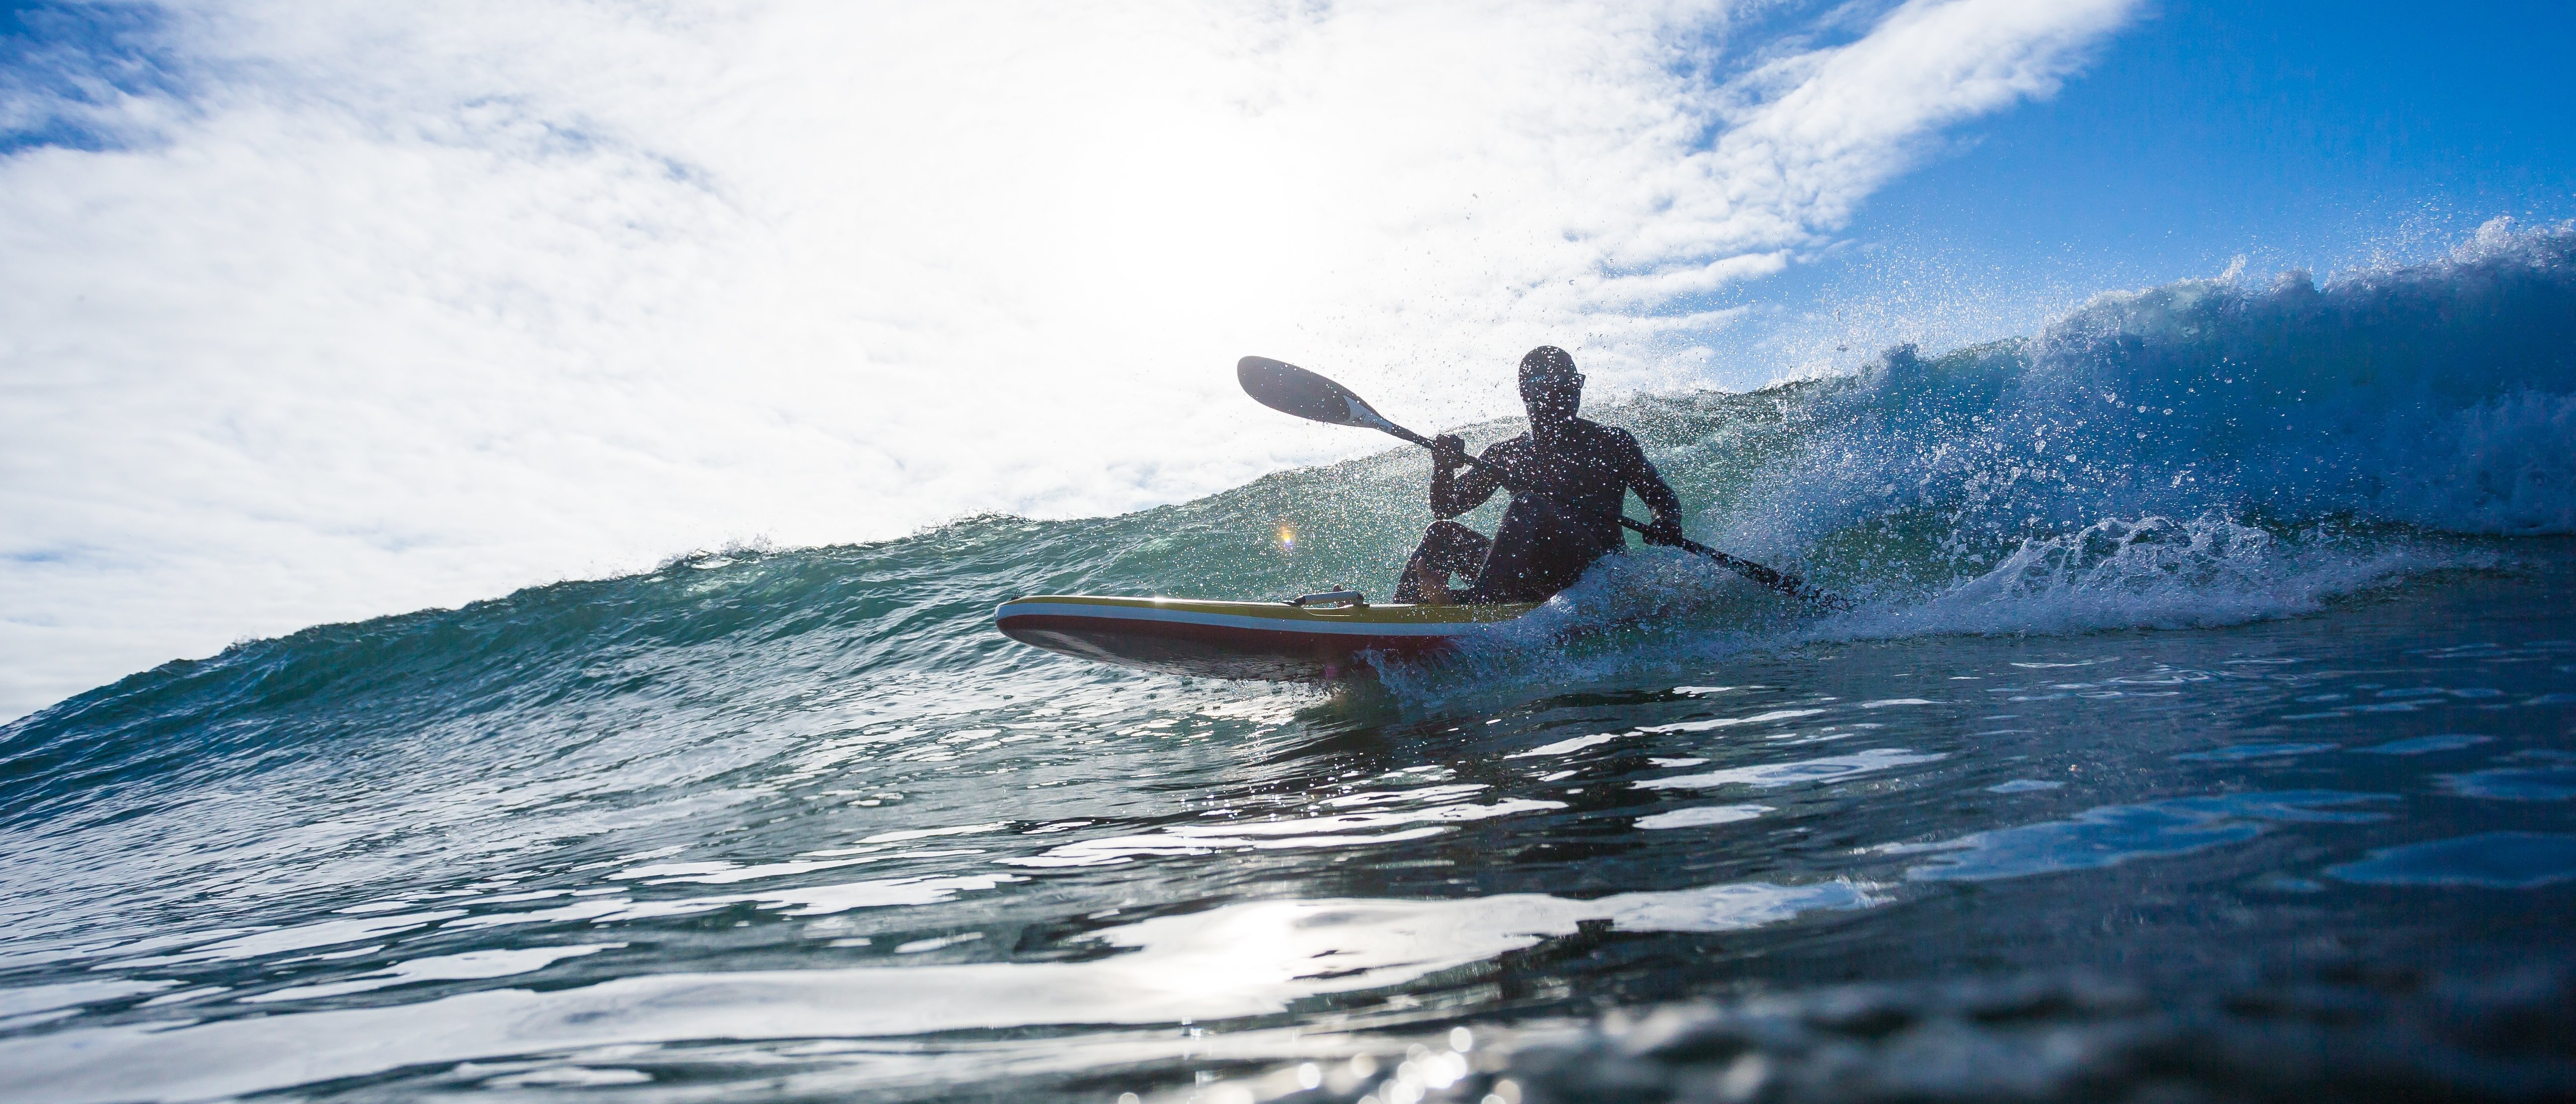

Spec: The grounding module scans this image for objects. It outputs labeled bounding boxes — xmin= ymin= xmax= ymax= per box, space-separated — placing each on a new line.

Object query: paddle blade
xmin=1237 ymin=356 xmax=1410 ymax=439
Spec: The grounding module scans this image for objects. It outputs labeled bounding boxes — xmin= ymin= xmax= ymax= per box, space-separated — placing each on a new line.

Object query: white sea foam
xmin=1822 ymin=514 xmax=2476 ymax=641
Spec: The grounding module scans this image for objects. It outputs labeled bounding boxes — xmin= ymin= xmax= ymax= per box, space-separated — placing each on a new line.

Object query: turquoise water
xmin=3 ymin=228 xmax=2574 ymax=1102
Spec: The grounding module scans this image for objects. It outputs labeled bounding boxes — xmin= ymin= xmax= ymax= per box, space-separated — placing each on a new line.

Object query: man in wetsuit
xmin=1393 ymin=346 xmax=1687 ymax=605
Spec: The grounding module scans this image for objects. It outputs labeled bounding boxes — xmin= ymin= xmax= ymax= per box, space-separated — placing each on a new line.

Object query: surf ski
xmin=994 ymin=591 xmax=1536 ymax=681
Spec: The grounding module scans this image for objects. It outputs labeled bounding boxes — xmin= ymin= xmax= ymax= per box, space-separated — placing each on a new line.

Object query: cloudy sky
xmin=3 ymin=0 xmax=2570 ymax=719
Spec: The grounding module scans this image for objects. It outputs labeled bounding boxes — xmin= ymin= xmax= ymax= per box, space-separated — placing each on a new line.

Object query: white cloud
xmin=0 ymin=0 xmax=2136 ymax=718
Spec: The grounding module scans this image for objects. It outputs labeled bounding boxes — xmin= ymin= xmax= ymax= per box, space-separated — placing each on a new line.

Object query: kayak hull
xmin=995 ymin=596 xmax=1537 ymax=682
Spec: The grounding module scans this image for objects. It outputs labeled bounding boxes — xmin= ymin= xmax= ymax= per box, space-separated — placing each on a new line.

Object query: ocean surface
xmin=4 ymin=225 xmax=2574 ymax=1103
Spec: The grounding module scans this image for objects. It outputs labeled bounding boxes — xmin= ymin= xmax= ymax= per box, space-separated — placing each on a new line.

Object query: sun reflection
xmin=1277 ymin=524 xmax=1296 ymax=551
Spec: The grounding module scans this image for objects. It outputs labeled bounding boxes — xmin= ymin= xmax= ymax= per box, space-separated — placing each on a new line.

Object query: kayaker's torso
xmin=1436 ymin=418 xmax=1671 ymax=602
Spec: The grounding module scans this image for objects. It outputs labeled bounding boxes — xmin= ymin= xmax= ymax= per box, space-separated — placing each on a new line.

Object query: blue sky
xmin=1781 ymin=0 xmax=2576 ymax=354
xmin=1930 ymin=0 xmax=2576 ymax=265
xmin=1 ymin=0 xmax=2570 ymax=719
xmin=1 ymin=0 xmax=172 ymax=152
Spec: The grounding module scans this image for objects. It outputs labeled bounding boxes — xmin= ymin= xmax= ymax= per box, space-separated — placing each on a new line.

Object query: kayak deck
xmin=994 ymin=595 xmax=1537 ymax=681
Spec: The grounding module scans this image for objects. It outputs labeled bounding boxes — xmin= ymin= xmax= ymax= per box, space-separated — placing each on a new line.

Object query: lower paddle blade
xmin=1238 ymin=356 xmax=1405 ymax=437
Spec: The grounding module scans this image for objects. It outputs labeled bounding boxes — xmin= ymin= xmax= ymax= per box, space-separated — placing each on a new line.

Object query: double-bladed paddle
xmin=1237 ymin=355 xmax=1850 ymax=611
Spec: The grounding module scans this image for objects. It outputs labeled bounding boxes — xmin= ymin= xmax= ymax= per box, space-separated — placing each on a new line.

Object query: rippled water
xmin=4 ymin=230 xmax=2575 ymax=1102
xmin=4 ymin=554 xmax=2569 ymax=1102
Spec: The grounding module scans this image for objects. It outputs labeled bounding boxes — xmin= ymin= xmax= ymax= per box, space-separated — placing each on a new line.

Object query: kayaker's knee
xmin=1397 ymin=521 xmax=1492 ymax=604
xmin=1418 ymin=521 xmax=1490 ymax=572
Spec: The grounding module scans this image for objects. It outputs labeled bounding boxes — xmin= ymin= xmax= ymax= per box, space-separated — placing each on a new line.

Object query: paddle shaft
xmin=1370 ymin=421 xmax=1847 ymax=610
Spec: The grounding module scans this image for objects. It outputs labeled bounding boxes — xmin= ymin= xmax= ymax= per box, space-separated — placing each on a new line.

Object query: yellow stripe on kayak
xmin=1001 ymin=595 xmax=1537 ymax=626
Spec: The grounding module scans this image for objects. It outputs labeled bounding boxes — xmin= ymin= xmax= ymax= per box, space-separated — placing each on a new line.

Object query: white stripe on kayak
xmin=995 ymin=601 xmax=1499 ymax=638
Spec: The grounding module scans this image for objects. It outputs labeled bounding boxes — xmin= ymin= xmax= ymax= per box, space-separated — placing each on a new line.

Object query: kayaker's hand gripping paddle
xmin=1238 ymin=355 xmax=1851 ymax=611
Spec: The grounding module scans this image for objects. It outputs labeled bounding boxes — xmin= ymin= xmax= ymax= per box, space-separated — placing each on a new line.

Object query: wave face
xmin=3 ymin=223 xmax=2575 ymax=1104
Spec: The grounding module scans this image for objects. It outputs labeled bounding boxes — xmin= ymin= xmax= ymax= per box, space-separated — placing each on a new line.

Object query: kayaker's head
xmin=1518 ymin=346 xmax=1583 ymax=435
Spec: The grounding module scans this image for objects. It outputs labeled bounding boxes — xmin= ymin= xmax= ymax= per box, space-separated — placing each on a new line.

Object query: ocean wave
xmin=7 ymin=224 xmax=2570 ymax=754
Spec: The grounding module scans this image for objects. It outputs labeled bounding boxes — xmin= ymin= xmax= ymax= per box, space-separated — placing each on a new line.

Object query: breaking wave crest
xmin=1738 ymin=217 xmax=2576 ymax=560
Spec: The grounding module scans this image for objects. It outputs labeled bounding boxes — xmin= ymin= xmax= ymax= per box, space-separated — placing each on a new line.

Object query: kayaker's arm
xmin=1622 ymin=431 xmax=1688 ymax=545
xmin=1431 ymin=433 xmax=1505 ymax=518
